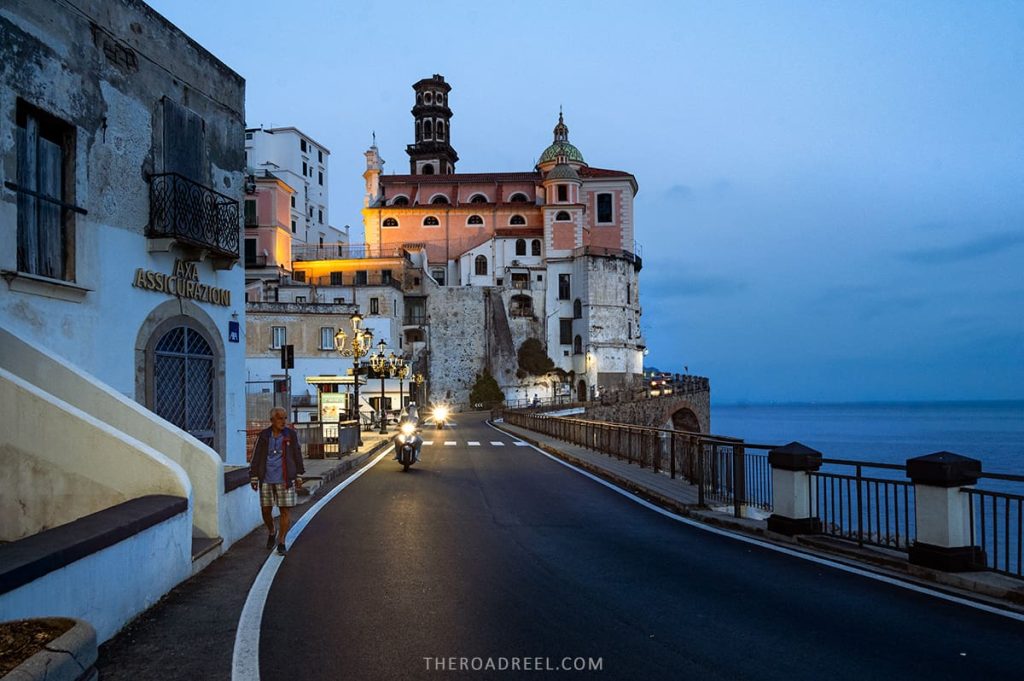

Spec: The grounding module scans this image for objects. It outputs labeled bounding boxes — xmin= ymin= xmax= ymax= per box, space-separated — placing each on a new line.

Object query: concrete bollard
xmin=767 ymin=442 xmax=823 ymax=536
xmin=906 ymin=451 xmax=985 ymax=572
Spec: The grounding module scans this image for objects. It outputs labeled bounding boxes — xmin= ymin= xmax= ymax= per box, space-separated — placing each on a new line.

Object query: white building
xmin=244 ymin=126 xmax=347 ymax=247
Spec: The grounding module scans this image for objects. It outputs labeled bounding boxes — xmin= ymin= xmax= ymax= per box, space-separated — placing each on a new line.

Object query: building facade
xmin=361 ymin=77 xmax=644 ymax=404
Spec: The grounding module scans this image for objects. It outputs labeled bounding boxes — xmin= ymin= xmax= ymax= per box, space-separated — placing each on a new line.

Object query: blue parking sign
xmin=228 ymin=320 xmax=240 ymax=343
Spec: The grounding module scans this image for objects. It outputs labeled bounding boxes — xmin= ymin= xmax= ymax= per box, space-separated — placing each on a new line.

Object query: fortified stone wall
xmin=583 ymin=381 xmax=711 ymax=434
xmin=425 ymin=282 xmax=487 ymax=405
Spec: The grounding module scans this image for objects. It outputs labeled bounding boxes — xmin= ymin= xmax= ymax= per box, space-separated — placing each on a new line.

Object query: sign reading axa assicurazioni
xmin=132 ymin=259 xmax=232 ymax=306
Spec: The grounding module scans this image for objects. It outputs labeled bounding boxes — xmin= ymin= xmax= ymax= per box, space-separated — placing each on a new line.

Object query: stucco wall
xmin=0 ymin=367 xmax=191 ymax=541
xmin=219 ymin=482 xmax=263 ymax=550
xmin=0 ymin=511 xmax=192 ymax=643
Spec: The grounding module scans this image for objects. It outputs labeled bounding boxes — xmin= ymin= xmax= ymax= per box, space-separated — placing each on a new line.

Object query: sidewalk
xmin=492 ymin=419 xmax=1024 ymax=611
xmin=296 ymin=430 xmax=393 ymax=501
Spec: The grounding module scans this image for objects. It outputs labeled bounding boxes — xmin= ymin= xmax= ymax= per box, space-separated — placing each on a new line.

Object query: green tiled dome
xmin=539 ymin=142 xmax=585 ymax=165
xmin=546 ymin=162 xmax=580 ymax=181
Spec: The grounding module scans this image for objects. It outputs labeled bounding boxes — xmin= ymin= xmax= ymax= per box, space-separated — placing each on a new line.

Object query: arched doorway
xmin=671 ymin=408 xmax=701 ymax=433
xmin=151 ymin=325 xmax=216 ymax=449
xmin=577 ymin=379 xmax=587 ymax=402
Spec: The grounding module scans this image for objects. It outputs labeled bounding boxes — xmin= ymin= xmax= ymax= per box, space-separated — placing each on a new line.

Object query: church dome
xmin=545 ymin=162 xmax=581 ymax=182
xmin=537 ymin=111 xmax=586 ymax=167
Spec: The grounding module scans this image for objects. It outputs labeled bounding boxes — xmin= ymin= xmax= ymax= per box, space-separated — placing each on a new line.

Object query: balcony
xmin=245 ymin=254 xmax=267 ymax=268
xmin=403 ymin=313 xmax=427 ymax=326
xmin=148 ymin=172 xmax=240 ymax=263
xmin=292 ymin=242 xmax=413 ymax=263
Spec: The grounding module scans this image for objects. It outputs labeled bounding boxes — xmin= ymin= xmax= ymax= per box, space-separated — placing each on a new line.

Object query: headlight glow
xmin=432 ymin=406 xmax=449 ymax=421
xmin=401 ymin=422 xmax=416 ymax=436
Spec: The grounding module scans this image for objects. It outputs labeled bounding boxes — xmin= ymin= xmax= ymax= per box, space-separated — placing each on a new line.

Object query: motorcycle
xmin=395 ymin=420 xmax=422 ymax=471
xmin=431 ymin=404 xmax=450 ymax=430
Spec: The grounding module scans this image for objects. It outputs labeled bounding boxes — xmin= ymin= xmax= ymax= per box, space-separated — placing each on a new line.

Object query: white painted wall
xmin=219 ymin=483 xmax=264 ymax=550
xmin=0 ymin=512 xmax=192 ymax=643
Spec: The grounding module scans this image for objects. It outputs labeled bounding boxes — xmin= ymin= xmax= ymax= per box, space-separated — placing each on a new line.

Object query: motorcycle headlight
xmin=397 ymin=434 xmax=407 ymax=444
xmin=432 ymin=406 xmax=449 ymax=421
xmin=401 ymin=422 xmax=416 ymax=436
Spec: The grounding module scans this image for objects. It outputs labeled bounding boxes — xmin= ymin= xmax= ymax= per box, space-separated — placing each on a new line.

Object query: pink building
xmin=243 ymin=171 xmax=295 ymax=275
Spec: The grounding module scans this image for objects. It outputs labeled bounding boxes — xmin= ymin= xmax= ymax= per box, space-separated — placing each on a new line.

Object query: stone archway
xmin=671 ymin=407 xmax=701 ymax=433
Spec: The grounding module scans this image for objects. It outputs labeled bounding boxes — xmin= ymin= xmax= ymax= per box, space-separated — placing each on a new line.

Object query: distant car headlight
xmin=401 ymin=422 xmax=416 ymax=436
xmin=432 ymin=406 xmax=449 ymax=421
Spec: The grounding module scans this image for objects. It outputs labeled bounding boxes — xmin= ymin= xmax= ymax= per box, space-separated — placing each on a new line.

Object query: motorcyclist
xmin=395 ymin=402 xmax=421 ymax=461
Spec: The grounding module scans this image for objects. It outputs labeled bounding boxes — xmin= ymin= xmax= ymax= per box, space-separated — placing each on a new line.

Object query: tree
xmin=517 ymin=337 xmax=555 ymax=376
xmin=469 ymin=369 xmax=504 ymax=407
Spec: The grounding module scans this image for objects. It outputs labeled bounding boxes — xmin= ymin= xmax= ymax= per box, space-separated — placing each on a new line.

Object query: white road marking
xmin=468 ymin=441 xmax=480 ymax=446
xmin=232 ymin=446 xmax=393 ymax=681
xmin=484 ymin=422 xmax=1024 ymax=624
xmin=422 ymin=441 xmax=434 ymax=446
xmin=444 ymin=441 xmax=456 ymax=446
xmin=513 ymin=441 xmax=529 ymax=447
xmin=490 ymin=441 xmax=505 ymax=447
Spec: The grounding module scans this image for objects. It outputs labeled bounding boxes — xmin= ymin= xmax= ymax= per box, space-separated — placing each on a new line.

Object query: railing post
xmin=697 ymin=443 xmax=705 ymax=506
xmin=732 ymin=443 xmax=746 ymax=518
xmin=906 ymin=451 xmax=985 ymax=572
xmin=669 ymin=432 xmax=676 ymax=479
xmin=767 ymin=442 xmax=823 ymax=536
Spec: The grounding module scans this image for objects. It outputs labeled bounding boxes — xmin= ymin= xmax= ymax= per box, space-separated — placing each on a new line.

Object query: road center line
xmin=444 ymin=441 xmax=456 ymax=446
xmin=231 ymin=446 xmax=394 ymax=681
xmin=485 ymin=421 xmax=1024 ymax=623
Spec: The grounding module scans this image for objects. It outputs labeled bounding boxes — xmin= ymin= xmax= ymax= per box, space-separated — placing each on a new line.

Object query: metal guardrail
xmin=965 ymin=482 xmax=1023 ymax=578
xmin=811 ymin=461 xmax=915 ymax=551
xmin=149 ymin=172 xmax=239 ymax=258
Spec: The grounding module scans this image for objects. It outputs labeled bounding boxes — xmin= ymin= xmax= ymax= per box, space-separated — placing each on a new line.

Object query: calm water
xmin=712 ymin=401 xmax=1024 ymax=475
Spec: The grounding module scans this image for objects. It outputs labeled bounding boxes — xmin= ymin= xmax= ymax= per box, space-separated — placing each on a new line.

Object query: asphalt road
xmin=260 ymin=416 xmax=1024 ymax=680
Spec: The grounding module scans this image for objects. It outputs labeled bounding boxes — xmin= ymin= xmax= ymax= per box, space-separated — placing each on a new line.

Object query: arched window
xmin=424 ymin=119 xmax=432 ymax=138
xmin=416 ymin=93 xmax=423 ymax=105
xmin=423 ymin=216 xmax=439 ymax=226
xmin=469 ymin=194 xmax=488 ymax=203
xmin=510 ymin=193 xmax=529 ymax=203
xmin=415 ymin=120 xmax=421 ymax=141
xmin=555 ymin=211 xmax=571 ymax=221
xmin=424 ymin=92 xmax=433 ymax=105
xmin=391 ymin=196 xmax=409 ymax=206
xmin=510 ymin=294 xmax=533 ymax=317
xmin=475 ymin=255 xmax=488 ymax=276
xmin=422 ymin=164 xmax=434 ymax=175
xmin=573 ymin=299 xmax=582 ymax=319
xmin=467 ymin=214 xmax=484 ymax=226
xmin=430 ymin=195 xmax=450 ymax=204
xmin=573 ymin=335 xmax=583 ymax=355
xmin=510 ymin=214 xmax=526 ymax=225
xmin=437 ymin=121 xmax=445 ymax=140
xmin=531 ymin=239 xmax=541 ymax=256
xmin=383 ymin=217 xmax=398 ymax=227
xmin=515 ymin=239 xmax=526 ymax=256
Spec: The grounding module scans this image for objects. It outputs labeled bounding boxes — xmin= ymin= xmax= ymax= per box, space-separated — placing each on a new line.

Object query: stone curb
xmin=492 ymin=421 xmax=1024 ymax=613
xmin=2 ymin=618 xmax=98 ymax=681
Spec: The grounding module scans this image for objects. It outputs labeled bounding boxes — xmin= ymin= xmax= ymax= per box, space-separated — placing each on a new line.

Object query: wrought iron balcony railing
xmin=149 ymin=172 xmax=240 ymax=259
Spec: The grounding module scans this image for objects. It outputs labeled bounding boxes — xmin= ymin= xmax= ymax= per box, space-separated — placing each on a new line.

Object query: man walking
xmin=249 ymin=407 xmax=304 ymax=555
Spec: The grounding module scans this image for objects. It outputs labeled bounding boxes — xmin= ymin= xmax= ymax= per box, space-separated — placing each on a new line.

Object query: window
xmin=557 ymin=184 xmax=568 ymax=202
xmin=510 ymin=192 xmax=528 ymax=203
xmin=467 ymin=214 xmax=483 ymax=226
xmin=330 ymin=271 xmax=343 ymax=285
xmin=382 ymin=270 xmax=393 ymax=284
xmin=302 ymin=161 xmax=307 ymax=175
xmin=573 ymin=335 xmax=583 ymax=355
xmin=531 ymin=239 xmax=541 ymax=256
xmin=558 ymin=274 xmax=571 ymax=300
xmin=271 ymin=326 xmax=286 ymax=349
xmin=318 ymin=171 xmax=323 ymax=186
xmin=424 ymin=92 xmax=433 ymax=105
xmin=300 ymin=139 xmax=307 ymax=152
xmin=510 ymin=214 xmax=526 ymax=225
xmin=475 ymin=255 xmax=488 ymax=276
xmin=509 ymin=294 xmax=533 ymax=317
xmin=319 ymin=236 xmax=323 ymax=247
xmin=318 ymin=150 xmax=323 ymax=163
xmin=431 ymin=195 xmax=450 ymax=204
xmin=291 ymin=220 xmax=296 ymax=233
xmin=422 ymin=164 xmax=434 ymax=175
xmin=309 ymin=206 xmax=314 ymax=218
xmin=597 ymin=193 xmax=613 ymax=223
xmin=424 ymin=120 xmax=432 ymax=138
xmin=295 ymin=296 xmax=306 ymax=303
xmin=560 ymin=319 xmax=573 ymax=345
xmin=432 ymin=268 xmax=446 ymax=286
xmin=469 ymin=194 xmax=488 ymax=204
xmin=290 ymin=195 xmax=296 ymax=208
xmin=370 ymin=298 xmax=379 ymax=314
xmin=244 ymin=199 xmax=257 ymax=226
xmin=423 ymin=216 xmax=440 ymax=226
xmin=383 ymin=217 xmax=399 ymax=227
xmin=555 ymin=211 xmax=571 ymax=221
xmin=320 ymin=327 xmax=335 ymax=350
xmin=334 ymin=297 xmax=345 ymax=304
xmin=628 ymin=322 xmax=632 ymax=339
xmin=293 ymin=270 xmax=306 ymax=282
xmin=626 ymin=283 xmax=631 ymax=303
xmin=515 ymin=239 xmax=526 ymax=256
xmin=437 ymin=121 xmax=445 ymax=140
xmin=392 ymin=196 xmax=409 ymax=206
xmin=355 ymin=271 xmax=368 ymax=285
xmin=318 ymin=209 xmax=323 ymax=224
xmin=15 ymin=101 xmax=80 ymax=280
xmin=511 ymin=272 xmax=529 ymax=289
xmin=245 ymin=132 xmax=253 ymax=140
xmin=573 ymin=298 xmax=582 ymax=319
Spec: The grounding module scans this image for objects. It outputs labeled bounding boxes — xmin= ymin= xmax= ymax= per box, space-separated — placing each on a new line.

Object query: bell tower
xmin=406 ymin=74 xmax=458 ymax=175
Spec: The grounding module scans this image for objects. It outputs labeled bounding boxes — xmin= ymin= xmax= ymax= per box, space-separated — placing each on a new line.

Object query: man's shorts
xmin=259 ymin=482 xmax=297 ymax=508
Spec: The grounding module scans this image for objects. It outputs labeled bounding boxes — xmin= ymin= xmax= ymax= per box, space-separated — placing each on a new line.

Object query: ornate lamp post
xmin=394 ymin=360 xmax=410 ymax=411
xmin=335 ymin=313 xmax=373 ymax=445
xmin=412 ymin=372 xmax=425 ymax=406
xmin=369 ymin=339 xmax=395 ymax=435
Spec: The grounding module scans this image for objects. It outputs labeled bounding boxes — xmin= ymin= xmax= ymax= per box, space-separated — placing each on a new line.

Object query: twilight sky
xmin=149 ymin=0 xmax=1024 ymax=403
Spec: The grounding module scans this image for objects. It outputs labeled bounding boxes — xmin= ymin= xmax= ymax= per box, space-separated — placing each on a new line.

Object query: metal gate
xmin=154 ymin=326 xmax=216 ymax=449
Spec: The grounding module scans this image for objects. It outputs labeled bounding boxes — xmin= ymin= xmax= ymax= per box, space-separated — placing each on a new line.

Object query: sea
xmin=711 ymin=401 xmax=1024 ymax=476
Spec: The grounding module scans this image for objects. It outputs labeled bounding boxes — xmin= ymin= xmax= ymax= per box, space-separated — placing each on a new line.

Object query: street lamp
xmin=412 ymin=372 xmax=425 ymax=405
xmin=394 ymin=360 xmax=411 ymax=411
xmin=335 ymin=312 xmax=373 ymax=445
xmin=369 ymin=339 xmax=394 ymax=435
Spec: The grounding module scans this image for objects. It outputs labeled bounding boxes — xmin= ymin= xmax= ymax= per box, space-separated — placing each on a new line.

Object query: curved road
xmin=259 ymin=417 xmax=1023 ymax=680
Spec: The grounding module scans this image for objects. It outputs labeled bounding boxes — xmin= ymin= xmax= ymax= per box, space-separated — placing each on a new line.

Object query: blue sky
xmin=149 ymin=0 xmax=1024 ymax=403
